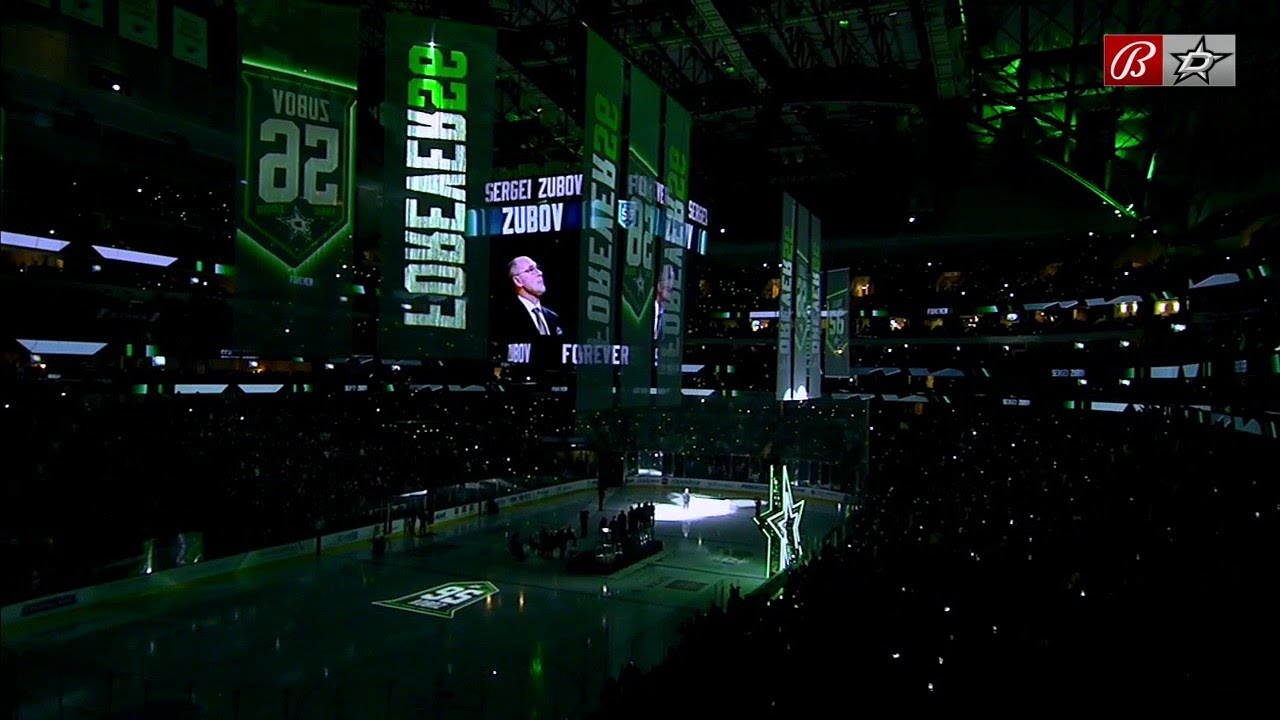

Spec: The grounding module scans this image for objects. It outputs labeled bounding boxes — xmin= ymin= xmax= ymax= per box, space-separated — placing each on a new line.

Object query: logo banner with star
xmin=233 ymin=0 xmax=358 ymax=357
xmin=619 ymin=66 xmax=661 ymax=408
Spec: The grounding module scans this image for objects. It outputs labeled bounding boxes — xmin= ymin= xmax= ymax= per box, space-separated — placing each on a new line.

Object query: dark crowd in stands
xmin=595 ymin=404 xmax=1279 ymax=714
xmin=0 ymin=383 xmax=595 ymax=606
xmin=0 ymin=376 xmax=860 ymax=607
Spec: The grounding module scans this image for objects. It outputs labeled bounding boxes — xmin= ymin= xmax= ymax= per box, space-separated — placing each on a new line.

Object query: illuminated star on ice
xmin=754 ymin=465 xmax=806 ymax=576
xmin=1170 ymin=36 xmax=1231 ymax=85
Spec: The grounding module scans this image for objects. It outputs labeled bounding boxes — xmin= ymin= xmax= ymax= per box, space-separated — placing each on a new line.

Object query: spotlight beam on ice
xmin=653 ymin=493 xmax=755 ymax=522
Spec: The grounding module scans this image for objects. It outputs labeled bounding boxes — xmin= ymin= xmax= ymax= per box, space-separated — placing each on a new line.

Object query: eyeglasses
xmin=516 ymin=265 xmax=541 ymax=275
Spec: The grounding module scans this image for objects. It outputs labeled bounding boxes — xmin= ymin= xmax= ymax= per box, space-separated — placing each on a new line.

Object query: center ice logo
xmin=373 ymin=581 xmax=498 ymax=618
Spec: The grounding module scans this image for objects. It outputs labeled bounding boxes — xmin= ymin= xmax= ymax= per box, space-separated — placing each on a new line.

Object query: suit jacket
xmin=499 ymin=295 xmax=565 ymax=343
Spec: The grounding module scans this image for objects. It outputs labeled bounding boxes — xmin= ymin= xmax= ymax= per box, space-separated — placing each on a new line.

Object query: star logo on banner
xmin=631 ymin=272 xmax=648 ymax=300
xmin=277 ymin=205 xmax=314 ymax=241
xmin=1170 ymin=36 xmax=1232 ymax=85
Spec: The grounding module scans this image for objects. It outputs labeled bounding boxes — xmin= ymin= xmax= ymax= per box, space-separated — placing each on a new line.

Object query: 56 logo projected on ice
xmin=241 ymin=61 xmax=356 ymax=269
xmin=373 ymin=581 xmax=498 ymax=619
xmin=1104 ymin=34 xmax=1235 ymax=87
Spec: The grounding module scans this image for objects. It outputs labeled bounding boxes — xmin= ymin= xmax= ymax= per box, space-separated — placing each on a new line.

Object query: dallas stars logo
xmin=630 ymin=271 xmax=649 ymax=302
xmin=1170 ymin=36 xmax=1232 ymax=85
xmin=277 ymin=204 xmax=315 ymax=241
xmin=754 ymin=464 xmax=805 ymax=576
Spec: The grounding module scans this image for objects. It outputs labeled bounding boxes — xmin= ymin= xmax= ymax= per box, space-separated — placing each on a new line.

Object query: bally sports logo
xmin=1104 ymin=34 xmax=1235 ymax=87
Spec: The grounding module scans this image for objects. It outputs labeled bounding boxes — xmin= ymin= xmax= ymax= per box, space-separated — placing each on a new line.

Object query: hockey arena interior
xmin=2 ymin=0 xmax=1278 ymax=717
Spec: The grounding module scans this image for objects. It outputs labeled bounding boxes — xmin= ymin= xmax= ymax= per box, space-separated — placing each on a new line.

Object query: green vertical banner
xmin=791 ymin=204 xmax=812 ymax=400
xmin=234 ymin=0 xmax=358 ymax=357
xmin=806 ymin=215 xmax=823 ymax=398
xmin=62 ymin=0 xmax=104 ymax=27
xmin=775 ymin=194 xmax=796 ymax=401
xmin=824 ymin=267 xmax=850 ymax=378
xmin=577 ymin=31 xmax=625 ymax=413
xmin=119 ymin=0 xmax=159 ymax=49
xmin=655 ymin=96 xmax=691 ymax=407
xmin=173 ymin=7 xmax=209 ymax=69
xmin=381 ymin=16 xmax=496 ymax=359
xmin=620 ymin=67 xmax=661 ymax=407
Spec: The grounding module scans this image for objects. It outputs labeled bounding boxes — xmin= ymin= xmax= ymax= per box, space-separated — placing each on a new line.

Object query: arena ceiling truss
xmin=344 ymin=0 xmax=1269 ymax=229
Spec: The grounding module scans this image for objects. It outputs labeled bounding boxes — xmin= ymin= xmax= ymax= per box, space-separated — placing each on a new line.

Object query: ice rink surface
xmin=6 ymin=485 xmax=844 ymax=719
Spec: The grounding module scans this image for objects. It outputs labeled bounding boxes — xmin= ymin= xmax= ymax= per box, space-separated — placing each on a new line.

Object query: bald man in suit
xmin=501 ymin=255 xmax=564 ymax=342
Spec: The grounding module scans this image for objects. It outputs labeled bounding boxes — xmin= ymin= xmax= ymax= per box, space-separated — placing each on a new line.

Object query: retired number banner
xmin=824 ymin=267 xmax=850 ymax=378
xmin=619 ymin=66 xmax=662 ymax=407
xmin=234 ymin=0 xmax=357 ymax=357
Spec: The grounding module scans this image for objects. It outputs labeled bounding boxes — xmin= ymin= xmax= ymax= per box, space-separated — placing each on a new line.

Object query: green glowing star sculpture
xmin=754 ymin=464 xmax=805 ymax=576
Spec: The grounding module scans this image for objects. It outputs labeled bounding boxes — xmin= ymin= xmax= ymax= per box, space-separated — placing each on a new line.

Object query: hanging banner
xmin=576 ymin=30 xmax=625 ymax=413
xmin=824 ymin=268 xmax=850 ymax=378
xmin=791 ymin=204 xmax=812 ymax=400
xmin=119 ymin=0 xmax=159 ymax=49
xmin=775 ymin=194 xmax=796 ymax=401
xmin=62 ymin=0 xmax=104 ymax=27
xmin=655 ymin=95 xmax=691 ymax=407
xmin=806 ymin=215 xmax=823 ymax=398
xmin=234 ymin=0 xmax=357 ymax=357
xmin=619 ymin=67 xmax=661 ymax=407
xmin=173 ymin=7 xmax=209 ymax=69
xmin=380 ymin=16 xmax=496 ymax=359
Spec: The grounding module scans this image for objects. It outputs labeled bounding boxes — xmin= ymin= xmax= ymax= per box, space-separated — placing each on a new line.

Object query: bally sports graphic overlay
xmin=577 ymin=31 xmax=626 ymax=413
xmin=620 ymin=66 xmax=662 ymax=407
xmin=380 ymin=16 xmax=497 ymax=359
xmin=234 ymin=0 xmax=358 ymax=357
xmin=824 ymin=267 xmax=850 ymax=378
xmin=1103 ymin=34 xmax=1236 ymax=87
xmin=374 ymin=581 xmax=499 ymax=619
xmin=654 ymin=95 xmax=691 ymax=408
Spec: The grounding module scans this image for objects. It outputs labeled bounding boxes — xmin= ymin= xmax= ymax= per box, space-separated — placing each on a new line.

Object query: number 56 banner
xmin=233 ymin=0 xmax=358 ymax=357
xmin=240 ymin=64 xmax=355 ymax=268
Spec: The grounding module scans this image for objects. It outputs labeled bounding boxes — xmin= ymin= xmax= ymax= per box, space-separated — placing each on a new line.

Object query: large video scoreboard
xmin=231 ymin=14 xmax=703 ymax=402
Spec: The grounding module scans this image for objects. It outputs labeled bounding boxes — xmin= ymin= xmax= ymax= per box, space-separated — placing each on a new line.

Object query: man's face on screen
xmin=511 ymin=256 xmax=546 ymax=297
